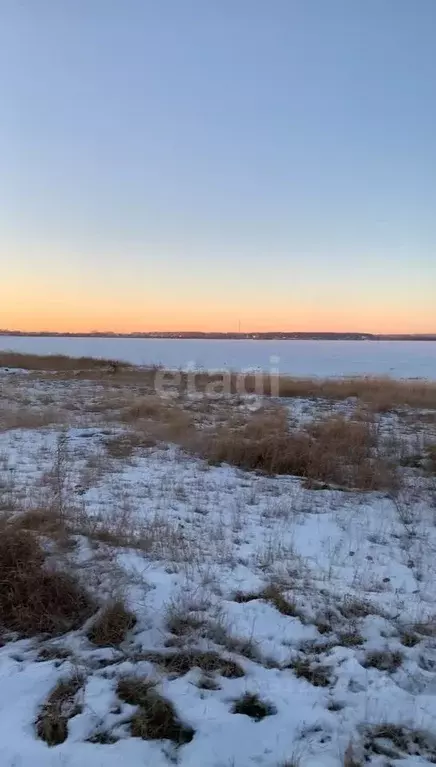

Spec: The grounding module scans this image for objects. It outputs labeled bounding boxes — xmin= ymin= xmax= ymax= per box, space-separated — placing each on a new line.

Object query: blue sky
xmin=0 ymin=0 xmax=435 ymax=332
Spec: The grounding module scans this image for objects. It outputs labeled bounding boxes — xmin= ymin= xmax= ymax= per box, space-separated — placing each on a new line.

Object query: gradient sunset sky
xmin=1 ymin=1 xmax=435 ymax=333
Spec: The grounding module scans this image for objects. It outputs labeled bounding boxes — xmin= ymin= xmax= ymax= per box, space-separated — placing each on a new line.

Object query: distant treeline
xmin=1 ymin=331 xmax=435 ymax=341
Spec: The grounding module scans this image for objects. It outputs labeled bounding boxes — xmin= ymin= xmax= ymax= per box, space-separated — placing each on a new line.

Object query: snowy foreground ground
xmin=1 ymin=366 xmax=436 ymax=766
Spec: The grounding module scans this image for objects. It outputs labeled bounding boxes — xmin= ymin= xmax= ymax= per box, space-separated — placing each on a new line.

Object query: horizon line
xmin=1 ymin=329 xmax=436 ymax=338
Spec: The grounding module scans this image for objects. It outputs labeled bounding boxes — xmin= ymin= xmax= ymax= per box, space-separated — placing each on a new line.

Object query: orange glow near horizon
xmin=2 ymin=258 xmax=434 ymax=336
xmin=1 ymin=301 xmax=434 ymax=336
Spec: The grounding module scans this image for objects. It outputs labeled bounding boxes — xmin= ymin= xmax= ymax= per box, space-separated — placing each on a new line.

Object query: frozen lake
xmin=1 ymin=336 xmax=436 ymax=379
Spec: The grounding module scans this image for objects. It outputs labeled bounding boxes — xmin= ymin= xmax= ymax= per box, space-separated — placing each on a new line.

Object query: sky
xmin=0 ymin=0 xmax=435 ymax=334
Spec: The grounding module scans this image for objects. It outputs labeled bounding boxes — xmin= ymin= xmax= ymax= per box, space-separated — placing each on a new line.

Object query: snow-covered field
xmin=1 ymin=364 xmax=436 ymax=766
xmin=1 ymin=336 xmax=436 ymax=379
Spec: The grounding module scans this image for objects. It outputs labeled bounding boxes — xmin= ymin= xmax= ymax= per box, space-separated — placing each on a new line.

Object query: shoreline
xmin=1 ymin=333 xmax=436 ymax=342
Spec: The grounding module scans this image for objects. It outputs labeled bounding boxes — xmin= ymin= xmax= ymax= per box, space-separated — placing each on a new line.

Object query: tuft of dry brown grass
xmin=289 ymin=657 xmax=333 ymax=687
xmin=191 ymin=408 xmax=398 ymax=491
xmin=261 ymin=583 xmax=300 ymax=617
xmin=35 ymin=675 xmax=84 ymax=746
xmin=116 ymin=676 xmax=195 ymax=744
xmin=13 ymin=507 xmax=69 ymax=538
xmin=339 ymin=597 xmax=377 ymax=620
xmin=104 ymin=431 xmax=156 ymax=459
xmin=195 ymin=674 xmax=221 ymax=690
xmin=121 ymin=396 xmax=194 ymax=441
xmin=398 ymin=629 xmax=420 ymax=647
xmin=231 ymin=692 xmax=277 ymax=721
xmin=363 ymin=649 xmax=403 ymax=672
xmin=87 ymin=600 xmax=137 ymax=647
xmin=337 ymin=629 xmax=364 ymax=647
xmin=121 ymin=396 xmax=171 ymax=422
xmin=116 ymin=676 xmax=156 ymax=707
xmin=144 ymin=650 xmax=244 ymax=678
xmin=0 ymin=526 xmax=94 ymax=637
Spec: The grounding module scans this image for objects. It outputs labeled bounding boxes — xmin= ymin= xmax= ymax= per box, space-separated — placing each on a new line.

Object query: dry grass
xmin=0 ymin=351 xmax=128 ymax=373
xmin=192 ymin=408 xmax=398 ymax=491
xmin=426 ymin=444 xmax=436 ymax=474
xmin=213 ymin=631 xmax=264 ymax=663
xmin=261 ymin=583 xmax=300 ymax=617
xmin=35 ymin=674 xmax=84 ymax=746
xmin=289 ymin=658 xmax=333 ymax=687
xmin=363 ymin=649 xmax=403 ymax=672
xmin=13 ymin=507 xmax=69 ymax=538
xmin=337 ymin=629 xmax=364 ymax=647
xmin=363 ymin=723 xmax=436 ymax=761
xmin=411 ymin=617 xmax=436 ymax=637
xmin=231 ymin=692 xmax=277 ymax=721
xmin=165 ymin=609 xmax=205 ymax=638
xmin=121 ymin=396 xmax=194 ymax=440
xmin=144 ymin=650 xmax=244 ymax=678
xmin=130 ymin=693 xmax=194 ymax=744
xmin=165 ymin=370 xmax=436 ymax=410
xmin=116 ymin=676 xmax=195 ymax=744
xmin=0 ymin=526 xmax=94 ymax=637
xmin=233 ymin=591 xmax=263 ymax=604
xmin=399 ymin=629 xmax=421 ymax=647
xmin=272 ymin=375 xmax=436 ymax=411
xmin=116 ymin=675 xmax=156 ymax=707
xmin=87 ymin=730 xmax=119 ymax=744
xmin=104 ymin=431 xmax=156 ymax=459
xmin=3 ymin=352 xmax=436 ymax=411
xmin=0 ymin=407 xmax=62 ymax=431
xmin=195 ymin=674 xmax=221 ymax=690
xmin=339 ymin=597 xmax=377 ymax=620
xmin=343 ymin=741 xmax=363 ymax=767
xmin=87 ymin=600 xmax=136 ymax=647
xmin=121 ymin=395 xmax=172 ymax=422
xmin=77 ymin=507 xmax=194 ymax=564
xmin=37 ymin=646 xmax=71 ymax=664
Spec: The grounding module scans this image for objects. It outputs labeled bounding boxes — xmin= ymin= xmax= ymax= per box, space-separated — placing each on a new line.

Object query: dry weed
xmin=231 ymin=692 xmax=276 ymax=721
xmin=3 ymin=352 xmax=436 ymax=410
xmin=87 ymin=600 xmax=136 ymax=647
xmin=116 ymin=676 xmax=194 ymax=744
xmin=0 ymin=407 xmax=62 ymax=431
xmin=144 ymin=650 xmax=244 ymax=678
xmin=261 ymin=583 xmax=300 ymax=617
xmin=35 ymin=674 xmax=84 ymax=746
xmin=104 ymin=431 xmax=156 ymax=458
xmin=0 ymin=526 xmax=93 ymax=637
xmin=363 ymin=649 xmax=403 ymax=672
xmin=289 ymin=657 xmax=333 ymax=687
xmin=0 ymin=351 xmax=127 ymax=373
xmin=363 ymin=723 xmax=436 ymax=761
xmin=191 ymin=408 xmax=398 ymax=491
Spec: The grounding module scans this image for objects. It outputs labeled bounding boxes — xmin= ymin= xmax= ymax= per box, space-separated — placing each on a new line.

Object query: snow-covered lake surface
xmin=1 ymin=336 xmax=436 ymax=379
